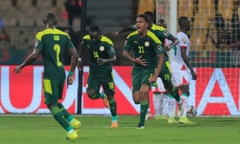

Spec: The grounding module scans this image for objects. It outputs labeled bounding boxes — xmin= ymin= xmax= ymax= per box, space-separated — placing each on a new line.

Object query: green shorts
xmin=43 ymin=78 xmax=65 ymax=105
xmin=87 ymin=72 xmax=115 ymax=96
xmin=132 ymin=67 xmax=154 ymax=93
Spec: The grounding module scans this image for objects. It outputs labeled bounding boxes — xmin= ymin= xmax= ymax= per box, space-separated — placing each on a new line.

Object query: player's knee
xmin=133 ymin=93 xmax=140 ymax=104
xmin=87 ymin=89 xmax=96 ymax=99
xmin=139 ymin=91 xmax=148 ymax=101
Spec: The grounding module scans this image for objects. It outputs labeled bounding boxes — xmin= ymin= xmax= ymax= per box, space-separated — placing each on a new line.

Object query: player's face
xmin=90 ymin=32 xmax=100 ymax=42
xmin=136 ymin=17 xmax=148 ymax=34
xmin=185 ymin=21 xmax=190 ymax=31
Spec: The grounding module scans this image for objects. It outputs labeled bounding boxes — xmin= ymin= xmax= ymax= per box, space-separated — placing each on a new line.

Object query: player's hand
xmin=148 ymin=74 xmax=158 ymax=83
xmin=67 ymin=76 xmax=74 ymax=87
xmin=97 ymin=58 xmax=106 ymax=65
xmin=135 ymin=56 xmax=147 ymax=66
xmin=191 ymin=71 xmax=197 ymax=80
xmin=67 ymin=71 xmax=74 ymax=87
xmin=14 ymin=65 xmax=22 ymax=74
xmin=164 ymin=46 xmax=171 ymax=51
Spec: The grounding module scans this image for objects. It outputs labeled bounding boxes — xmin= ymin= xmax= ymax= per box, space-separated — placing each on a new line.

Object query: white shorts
xmin=170 ymin=61 xmax=191 ymax=87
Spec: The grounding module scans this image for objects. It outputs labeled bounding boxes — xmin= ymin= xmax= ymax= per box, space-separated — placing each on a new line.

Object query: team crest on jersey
xmin=99 ymin=46 xmax=105 ymax=51
xmin=182 ymin=38 xmax=187 ymax=44
xmin=145 ymin=41 xmax=150 ymax=47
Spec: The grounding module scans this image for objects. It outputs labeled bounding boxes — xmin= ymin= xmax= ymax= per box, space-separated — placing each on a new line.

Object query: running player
xmin=14 ymin=12 xmax=81 ymax=140
xmin=123 ymin=14 xmax=165 ymax=129
xmin=78 ymin=25 xmax=118 ymax=128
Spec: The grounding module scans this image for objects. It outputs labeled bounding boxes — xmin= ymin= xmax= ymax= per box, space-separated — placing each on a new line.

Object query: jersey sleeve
xmin=66 ymin=37 xmax=75 ymax=49
xmin=107 ymin=45 xmax=116 ymax=57
xmin=35 ymin=32 xmax=43 ymax=50
xmin=123 ymin=38 xmax=132 ymax=51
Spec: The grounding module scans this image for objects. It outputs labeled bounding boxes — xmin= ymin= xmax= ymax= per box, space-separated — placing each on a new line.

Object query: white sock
xmin=153 ymin=93 xmax=161 ymax=116
xmin=168 ymin=97 xmax=176 ymax=118
xmin=181 ymin=95 xmax=189 ymax=117
xmin=162 ymin=94 xmax=169 ymax=116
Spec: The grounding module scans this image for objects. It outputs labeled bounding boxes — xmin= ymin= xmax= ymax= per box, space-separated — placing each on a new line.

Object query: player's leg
xmin=137 ymin=83 xmax=150 ymax=129
xmin=178 ymin=85 xmax=195 ymax=124
xmin=57 ymin=103 xmax=81 ymax=129
xmin=43 ymin=79 xmax=78 ymax=140
xmin=86 ymin=74 xmax=108 ymax=104
xmin=161 ymin=61 xmax=181 ymax=106
xmin=102 ymin=75 xmax=118 ymax=128
xmin=132 ymin=69 xmax=143 ymax=104
xmin=152 ymin=77 xmax=168 ymax=120
xmin=159 ymin=66 xmax=179 ymax=122
xmin=166 ymin=94 xmax=177 ymax=123
xmin=137 ymin=71 xmax=153 ymax=129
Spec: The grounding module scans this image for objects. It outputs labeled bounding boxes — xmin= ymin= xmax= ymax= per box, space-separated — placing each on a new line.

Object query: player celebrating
xmin=78 ymin=26 xmax=118 ymax=128
xmin=14 ymin=13 xmax=81 ymax=140
xmin=168 ymin=16 xmax=197 ymax=124
xmin=123 ymin=14 xmax=164 ymax=129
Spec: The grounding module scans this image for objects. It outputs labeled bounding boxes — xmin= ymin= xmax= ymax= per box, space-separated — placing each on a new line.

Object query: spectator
xmin=231 ymin=12 xmax=240 ymax=43
xmin=0 ymin=17 xmax=10 ymax=42
xmin=224 ymin=12 xmax=240 ymax=67
xmin=212 ymin=13 xmax=226 ymax=48
xmin=64 ymin=0 xmax=82 ymax=27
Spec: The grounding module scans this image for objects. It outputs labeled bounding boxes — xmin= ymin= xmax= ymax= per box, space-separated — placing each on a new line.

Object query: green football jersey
xmin=124 ymin=30 xmax=163 ymax=69
xmin=35 ymin=28 xmax=75 ymax=80
xmin=149 ymin=24 xmax=175 ymax=60
xmin=81 ymin=34 xmax=115 ymax=75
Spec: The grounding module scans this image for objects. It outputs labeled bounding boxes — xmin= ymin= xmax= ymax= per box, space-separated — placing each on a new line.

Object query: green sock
xmin=182 ymin=93 xmax=189 ymax=97
xmin=49 ymin=105 xmax=72 ymax=132
xmin=109 ymin=98 xmax=117 ymax=118
xmin=171 ymin=87 xmax=180 ymax=102
xmin=139 ymin=100 xmax=149 ymax=125
xmin=57 ymin=103 xmax=73 ymax=122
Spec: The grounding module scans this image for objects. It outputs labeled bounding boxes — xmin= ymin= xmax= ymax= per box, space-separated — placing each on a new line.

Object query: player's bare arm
xmin=149 ymin=53 xmax=164 ymax=83
xmin=181 ymin=47 xmax=197 ymax=80
xmin=97 ymin=46 xmax=117 ymax=65
xmin=14 ymin=48 xmax=40 ymax=73
xmin=67 ymin=47 xmax=79 ymax=85
xmin=123 ymin=50 xmax=147 ymax=66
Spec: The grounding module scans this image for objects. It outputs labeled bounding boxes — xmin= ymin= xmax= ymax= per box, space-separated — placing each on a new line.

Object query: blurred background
xmin=0 ymin=0 xmax=239 ymax=67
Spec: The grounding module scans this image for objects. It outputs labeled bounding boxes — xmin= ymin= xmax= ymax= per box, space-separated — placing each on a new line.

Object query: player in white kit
xmin=168 ymin=16 xmax=197 ymax=124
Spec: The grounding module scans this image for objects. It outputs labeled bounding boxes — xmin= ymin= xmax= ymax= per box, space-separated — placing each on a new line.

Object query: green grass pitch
xmin=0 ymin=115 xmax=240 ymax=144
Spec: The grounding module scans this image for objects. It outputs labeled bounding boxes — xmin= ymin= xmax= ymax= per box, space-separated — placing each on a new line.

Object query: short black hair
xmin=136 ymin=14 xmax=149 ymax=23
xmin=88 ymin=25 xmax=101 ymax=33
xmin=178 ymin=16 xmax=189 ymax=27
xmin=44 ymin=12 xmax=57 ymax=25
xmin=144 ymin=11 xmax=154 ymax=22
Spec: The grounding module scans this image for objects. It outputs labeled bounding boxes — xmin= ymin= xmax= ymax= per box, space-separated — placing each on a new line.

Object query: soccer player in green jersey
xmin=78 ymin=26 xmax=118 ymax=128
xmin=123 ymin=14 xmax=165 ymax=129
xmin=144 ymin=11 xmax=182 ymax=123
xmin=14 ymin=13 xmax=80 ymax=140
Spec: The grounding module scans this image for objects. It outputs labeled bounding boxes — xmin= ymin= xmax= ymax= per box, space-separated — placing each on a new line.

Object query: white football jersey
xmin=167 ymin=32 xmax=191 ymax=86
xmin=168 ymin=32 xmax=190 ymax=66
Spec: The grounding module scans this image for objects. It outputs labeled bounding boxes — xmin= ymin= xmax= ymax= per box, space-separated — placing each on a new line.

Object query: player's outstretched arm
xmin=14 ymin=48 xmax=40 ymax=73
